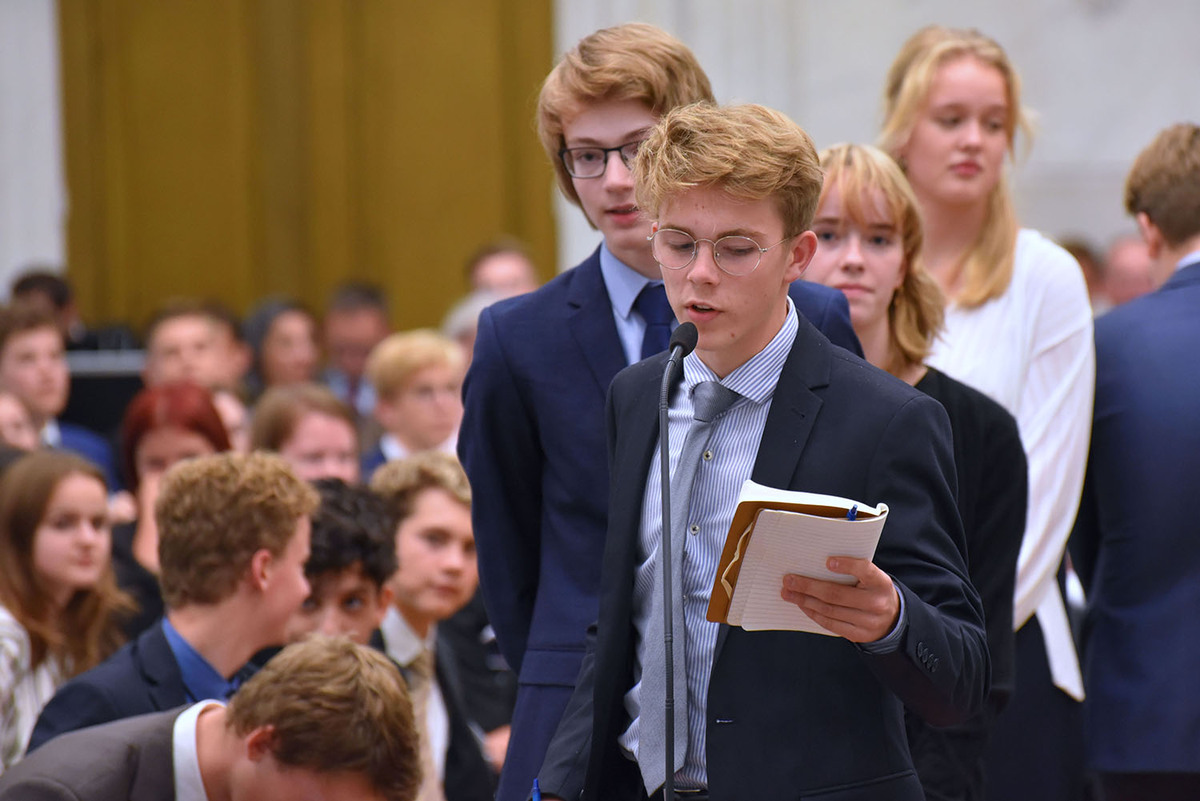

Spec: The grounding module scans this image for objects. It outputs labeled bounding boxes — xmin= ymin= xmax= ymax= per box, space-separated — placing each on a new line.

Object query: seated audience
xmin=112 ymin=382 xmax=232 ymax=639
xmin=242 ymin=299 xmax=320 ymax=400
xmin=10 ymin=270 xmax=137 ymax=352
xmin=0 ymin=305 xmax=119 ymax=489
xmin=0 ymin=636 xmax=421 ymax=801
xmin=250 ymin=383 xmax=360 ymax=484
xmin=0 ymin=391 xmax=37 ymax=451
xmin=27 ymin=452 xmax=317 ymax=751
xmin=441 ymin=289 xmax=504 ymax=367
xmin=0 ymin=452 xmax=128 ymax=774
xmin=465 ymin=238 xmax=541 ymax=298
xmin=200 ymin=300 xmax=253 ymax=391
xmin=284 ymin=478 xmax=397 ymax=645
xmin=371 ymin=452 xmax=492 ymax=801
xmin=362 ymin=330 xmax=464 ymax=479
xmin=806 ymin=142 xmax=1028 ymax=800
xmin=211 ymin=387 xmax=250 ymax=453
xmin=140 ymin=301 xmax=228 ymax=390
xmin=321 ymin=283 xmax=391 ymax=418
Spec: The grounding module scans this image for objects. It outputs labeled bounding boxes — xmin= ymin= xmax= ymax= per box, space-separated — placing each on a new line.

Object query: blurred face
xmin=471 ymin=252 xmax=539 ymax=297
xmin=897 ymin=56 xmax=1010 ymax=210
xmin=808 ymin=184 xmax=907 ymax=339
xmin=278 ymin=411 xmax=360 ymax=484
xmin=262 ymin=311 xmax=319 ymax=387
xmin=0 ymin=393 xmax=38 ymax=450
xmin=324 ymin=308 xmax=389 ymax=381
xmin=1105 ymin=238 xmax=1155 ymax=304
xmin=657 ymin=186 xmax=813 ymax=378
xmin=0 ymin=326 xmax=68 ymax=426
xmin=145 ymin=315 xmax=223 ymax=388
xmin=33 ymin=472 xmax=111 ymax=609
xmin=135 ymin=425 xmax=218 ymax=491
xmin=389 ymin=488 xmax=477 ymax=637
xmin=210 ymin=323 xmax=253 ymax=391
xmin=212 ymin=390 xmax=250 ymax=453
xmin=286 ymin=564 xmax=391 ymax=645
xmin=230 ymin=738 xmax=384 ymax=801
xmin=562 ymin=98 xmax=659 ymax=277
xmin=377 ymin=364 xmax=462 ymax=452
xmin=258 ymin=518 xmax=313 ymax=645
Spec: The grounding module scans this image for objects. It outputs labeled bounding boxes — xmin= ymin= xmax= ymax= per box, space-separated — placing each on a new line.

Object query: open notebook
xmin=706 ymin=479 xmax=888 ymax=635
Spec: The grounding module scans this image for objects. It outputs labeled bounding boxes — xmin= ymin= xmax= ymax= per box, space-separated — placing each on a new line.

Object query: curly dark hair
xmin=308 ymin=478 xmax=398 ymax=587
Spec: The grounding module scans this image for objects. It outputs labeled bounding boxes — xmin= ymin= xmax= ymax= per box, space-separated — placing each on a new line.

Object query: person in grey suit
xmin=0 ymin=636 xmax=421 ymax=801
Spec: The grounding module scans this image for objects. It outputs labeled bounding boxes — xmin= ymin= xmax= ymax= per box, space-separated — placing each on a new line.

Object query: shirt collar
xmin=599 ymin=242 xmax=662 ymax=321
xmin=1176 ymin=250 xmax=1200 ymax=273
xmin=681 ymin=296 xmax=798 ymax=405
xmin=173 ymin=701 xmax=224 ymax=801
xmin=380 ymin=606 xmax=437 ymax=666
xmin=162 ymin=618 xmax=239 ymax=702
xmin=39 ymin=419 xmax=61 ymax=448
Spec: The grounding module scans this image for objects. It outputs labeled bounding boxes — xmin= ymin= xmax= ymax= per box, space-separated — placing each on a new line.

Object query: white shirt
xmin=173 ymin=701 xmax=223 ymax=801
xmin=380 ymin=606 xmax=449 ymax=779
xmin=379 ymin=433 xmax=458 ymax=463
xmin=0 ymin=605 xmax=64 ymax=775
xmin=928 ymin=228 xmax=1094 ymax=699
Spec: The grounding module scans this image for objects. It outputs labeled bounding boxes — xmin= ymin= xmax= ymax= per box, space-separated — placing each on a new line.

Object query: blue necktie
xmin=634 ymin=283 xmax=674 ymax=360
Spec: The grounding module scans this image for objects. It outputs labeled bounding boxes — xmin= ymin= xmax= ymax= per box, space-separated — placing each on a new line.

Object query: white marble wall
xmin=553 ymin=0 xmax=1200 ymax=270
xmin=0 ymin=0 xmax=65 ymax=296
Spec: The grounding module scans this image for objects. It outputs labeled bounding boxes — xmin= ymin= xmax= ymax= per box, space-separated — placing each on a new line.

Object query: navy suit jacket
xmin=459 ymin=247 xmax=861 ymax=801
xmin=57 ymin=421 xmax=120 ymax=491
xmin=1 ymin=708 xmax=180 ymax=800
xmin=27 ymin=621 xmax=186 ymax=753
xmin=540 ymin=313 xmax=987 ymax=801
xmin=1072 ymin=259 xmax=1200 ymax=773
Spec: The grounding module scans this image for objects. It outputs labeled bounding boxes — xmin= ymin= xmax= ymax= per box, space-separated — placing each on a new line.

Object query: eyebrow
xmin=565 ymin=127 xmax=653 ymax=148
xmin=659 ymin=223 xmax=772 ymax=241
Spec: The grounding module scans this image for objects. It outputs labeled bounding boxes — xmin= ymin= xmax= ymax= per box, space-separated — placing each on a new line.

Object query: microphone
xmin=657 ymin=321 xmax=695 ymax=801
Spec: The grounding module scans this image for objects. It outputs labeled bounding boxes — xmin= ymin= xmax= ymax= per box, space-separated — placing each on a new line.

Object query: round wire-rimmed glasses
xmin=649 ymin=228 xmax=789 ymax=276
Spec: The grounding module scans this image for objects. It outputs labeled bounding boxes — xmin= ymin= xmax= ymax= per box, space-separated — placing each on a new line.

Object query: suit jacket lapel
xmin=142 ymin=623 xmax=189 ymax=709
xmin=714 ymin=314 xmax=833 ymax=658
xmin=567 ymin=248 xmax=628 ymax=396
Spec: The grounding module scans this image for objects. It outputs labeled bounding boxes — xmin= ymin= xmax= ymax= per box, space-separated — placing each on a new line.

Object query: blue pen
xmin=532 ymin=778 xmax=542 ymax=801
xmin=846 ymin=504 xmax=858 ymax=521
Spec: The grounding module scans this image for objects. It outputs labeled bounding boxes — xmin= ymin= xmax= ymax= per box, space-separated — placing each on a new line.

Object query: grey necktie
xmin=639 ymin=379 xmax=742 ymax=794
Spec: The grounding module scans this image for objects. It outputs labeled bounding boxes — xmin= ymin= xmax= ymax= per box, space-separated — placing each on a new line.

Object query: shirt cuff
xmin=856 ymin=579 xmax=906 ymax=654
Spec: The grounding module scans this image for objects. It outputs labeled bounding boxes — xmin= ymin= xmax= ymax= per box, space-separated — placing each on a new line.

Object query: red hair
xmin=120 ymin=382 xmax=232 ymax=488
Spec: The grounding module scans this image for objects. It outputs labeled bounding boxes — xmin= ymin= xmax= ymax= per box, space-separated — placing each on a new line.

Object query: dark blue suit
xmin=26 ymin=621 xmax=186 ymax=753
xmin=458 ymin=247 xmax=861 ymax=801
xmin=57 ymin=421 xmax=120 ymax=491
xmin=540 ymin=312 xmax=986 ymax=800
xmin=1072 ymin=258 xmax=1200 ymax=778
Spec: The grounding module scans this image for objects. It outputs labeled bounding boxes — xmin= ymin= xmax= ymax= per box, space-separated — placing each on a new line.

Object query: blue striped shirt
xmin=621 ymin=299 xmax=798 ymax=788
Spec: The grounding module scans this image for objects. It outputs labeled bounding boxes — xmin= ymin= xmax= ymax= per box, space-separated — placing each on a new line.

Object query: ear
xmin=249 ymin=548 xmax=274 ymax=592
xmin=1136 ymin=212 xmax=1162 ymax=260
xmin=786 ymin=231 xmax=818 ymax=283
xmin=244 ymin=725 xmax=276 ymax=763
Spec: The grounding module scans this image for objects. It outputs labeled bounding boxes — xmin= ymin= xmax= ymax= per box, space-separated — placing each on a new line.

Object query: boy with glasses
xmin=539 ymin=101 xmax=988 ymax=801
xmin=458 ymin=22 xmax=862 ymax=801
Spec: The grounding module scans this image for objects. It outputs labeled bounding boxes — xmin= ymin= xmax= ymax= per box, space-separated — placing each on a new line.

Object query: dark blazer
xmin=540 ymin=313 xmax=988 ymax=801
xmin=57 ymin=421 xmax=120 ymax=491
xmin=2 ymin=707 xmax=179 ymax=800
xmin=1071 ymin=259 xmax=1200 ymax=774
xmin=27 ymin=621 xmax=186 ymax=753
xmin=459 ymin=247 xmax=861 ymax=801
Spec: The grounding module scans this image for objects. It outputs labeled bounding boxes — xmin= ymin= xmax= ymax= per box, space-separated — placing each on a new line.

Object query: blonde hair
xmin=365 ymin=329 xmax=464 ymax=401
xmin=0 ymin=452 xmax=130 ymax=673
xmin=227 ymin=636 xmax=419 ymax=801
xmin=635 ymin=103 xmax=824 ymax=238
xmin=1125 ymin=122 xmax=1200 ymax=248
xmin=369 ymin=451 xmax=471 ymax=522
xmin=156 ymin=452 xmax=318 ymax=608
xmin=818 ymin=144 xmax=945 ymax=374
xmin=537 ymin=23 xmax=714 ymax=210
xmin=880 ymin=25 xmax=1032 ymax=308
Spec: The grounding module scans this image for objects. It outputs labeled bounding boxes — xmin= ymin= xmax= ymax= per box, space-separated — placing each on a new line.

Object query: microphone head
xmin=669 ymin=322 xmax=699 ymax=356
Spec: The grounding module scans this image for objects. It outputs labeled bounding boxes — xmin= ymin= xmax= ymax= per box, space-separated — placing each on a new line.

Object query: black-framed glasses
xmin=649 ymin=228 xmax=790 ymax=276
xmin=558 ymin=140 xmax=643 ymax=179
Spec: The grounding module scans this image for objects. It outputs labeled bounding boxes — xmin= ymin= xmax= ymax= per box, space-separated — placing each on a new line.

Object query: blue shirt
xmin=598 ymin=243 xmax=671 ymax=366
xmin=161 ymin=618 xmax=240 ymax=702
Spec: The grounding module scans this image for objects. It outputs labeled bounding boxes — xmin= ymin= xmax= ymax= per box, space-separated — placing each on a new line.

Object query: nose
xmin=841 ymin=233 xmax=865 ymax=271
xmin=316 ymin=607 xmax=344 ymax=637
xmin=602 ymin=150 xmax=634 ymax=191
xmin=686 ymin=239 xmax=723 ymax=284
xmin=961 ymin=118 xmax=983 ymax=148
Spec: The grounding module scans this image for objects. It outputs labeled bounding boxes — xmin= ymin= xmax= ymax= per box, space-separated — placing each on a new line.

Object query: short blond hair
xmin=369 ymin=451 xmax=470 ymax=523
xmin=537 ymin=23 xmax=714 ymax=210
xmin=880 ymin=25 xmax=1031 ymax=308
xmin=365 ymin=329 xmax=464 ymax=401
xmin=227 ymin=636 xmax=419 ymax=801
xmin=818 ymin=143 xmax=945 ymax=372
xmin=635 ymin=103 xmax=824 ymax=237
xmin=1125 ymin=123 xmax=1200 ymax=248
xmin=156 ymin=452 xmax=318 ymax=608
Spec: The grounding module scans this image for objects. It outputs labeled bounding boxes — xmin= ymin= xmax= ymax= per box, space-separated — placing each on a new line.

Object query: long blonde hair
xmin=880 ymin=25 xmax=1032 ymax=308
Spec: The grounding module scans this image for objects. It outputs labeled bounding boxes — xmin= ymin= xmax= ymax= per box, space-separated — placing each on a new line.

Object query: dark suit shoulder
xmin=482 ymin=248 xmax=601 ymax=332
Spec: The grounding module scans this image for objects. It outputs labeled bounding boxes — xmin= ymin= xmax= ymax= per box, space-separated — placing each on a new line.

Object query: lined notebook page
xmin=727 ymin=507 xmax=888 ymax=634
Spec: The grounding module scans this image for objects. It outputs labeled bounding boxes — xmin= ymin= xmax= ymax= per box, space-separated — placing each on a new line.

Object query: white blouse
xmin=1 ymin=604 xmax=65 ymax=774
xmin=928 ymin=228 xmax=1094 ymax=701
